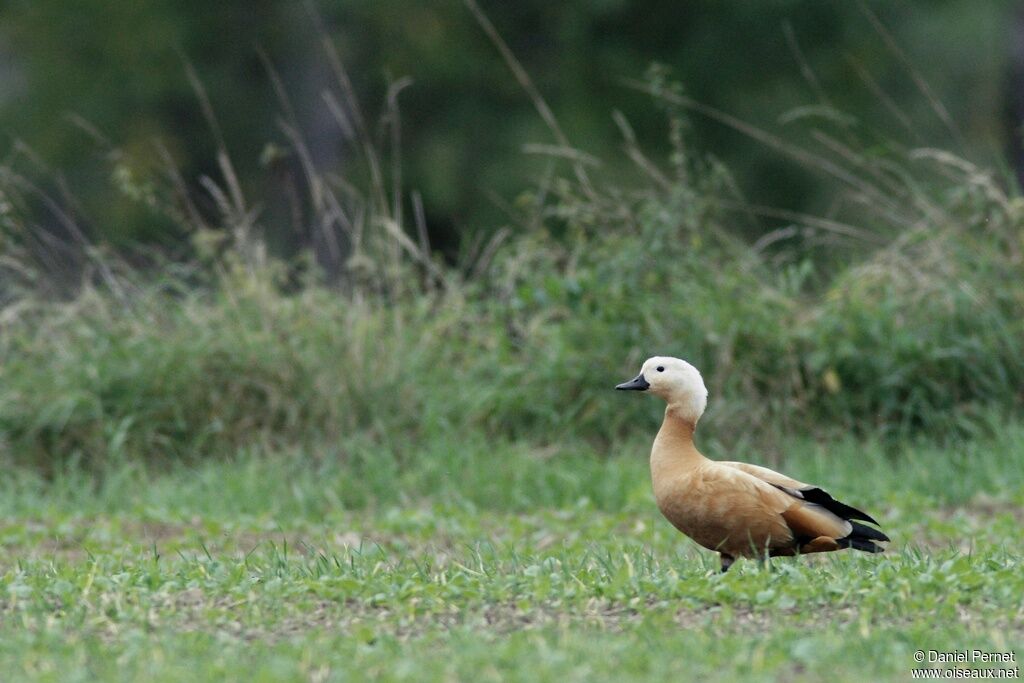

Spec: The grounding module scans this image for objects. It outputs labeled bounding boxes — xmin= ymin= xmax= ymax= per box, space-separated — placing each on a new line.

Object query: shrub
xmin=1 ymin=81 xmax=1021 ymax=471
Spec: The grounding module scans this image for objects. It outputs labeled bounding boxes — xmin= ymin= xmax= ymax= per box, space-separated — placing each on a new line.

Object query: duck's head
xmin=616 ymin=356 xmax=708 ymax=423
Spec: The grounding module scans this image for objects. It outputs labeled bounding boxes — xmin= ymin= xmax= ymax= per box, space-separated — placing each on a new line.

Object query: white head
xmin=616 ymin=356 xmax=708 ymax=424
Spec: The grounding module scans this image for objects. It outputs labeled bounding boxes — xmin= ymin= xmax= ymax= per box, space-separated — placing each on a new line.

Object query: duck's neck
xmin=650 ymin=405 xmax=706 ymax=478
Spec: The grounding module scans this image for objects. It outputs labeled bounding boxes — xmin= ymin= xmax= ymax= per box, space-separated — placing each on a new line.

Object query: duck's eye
xmin=656 ymin=366 xmax=665 ymax=372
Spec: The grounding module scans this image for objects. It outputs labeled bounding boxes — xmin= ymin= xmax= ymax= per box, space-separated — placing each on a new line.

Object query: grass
xmin=1 ymin=426 xmax=1022 ymax=682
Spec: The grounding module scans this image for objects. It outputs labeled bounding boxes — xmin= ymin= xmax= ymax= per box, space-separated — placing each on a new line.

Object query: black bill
xmin=615 ymin=374 xmax=650 ymax=391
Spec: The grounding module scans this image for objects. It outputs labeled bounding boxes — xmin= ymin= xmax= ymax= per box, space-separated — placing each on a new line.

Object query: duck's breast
xmin=654 ymin=464 xmax=794 ymax=556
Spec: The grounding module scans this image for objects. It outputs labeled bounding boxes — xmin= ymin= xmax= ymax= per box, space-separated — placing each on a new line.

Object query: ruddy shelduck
xmin=617 ymin=356 xmax=889 ymax=572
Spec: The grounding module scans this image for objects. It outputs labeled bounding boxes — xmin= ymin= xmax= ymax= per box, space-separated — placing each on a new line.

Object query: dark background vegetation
xmin=0 ymin=1 xmax=1023 ymax=472
xmin=1 ymin=1 xmax=1019 ymax=252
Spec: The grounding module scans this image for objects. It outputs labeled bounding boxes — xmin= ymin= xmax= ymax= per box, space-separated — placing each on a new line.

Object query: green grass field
xmin=2 ymin=424 xmax=1022 ymax=682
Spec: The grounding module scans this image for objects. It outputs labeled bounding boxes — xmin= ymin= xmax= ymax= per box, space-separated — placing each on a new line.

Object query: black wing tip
xmin=800 ymin=487 xmax=881 ymax=526
xmin=853 ymin=510 xmax=880 ymax=526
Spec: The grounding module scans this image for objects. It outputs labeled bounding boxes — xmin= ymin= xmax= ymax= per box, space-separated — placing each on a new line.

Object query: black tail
xmin=838 ymin=521 xmax=891 ymax=554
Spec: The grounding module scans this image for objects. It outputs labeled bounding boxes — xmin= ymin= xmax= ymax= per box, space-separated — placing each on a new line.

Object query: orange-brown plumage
xmin=617 ymin=356 xmax=889 ymax=572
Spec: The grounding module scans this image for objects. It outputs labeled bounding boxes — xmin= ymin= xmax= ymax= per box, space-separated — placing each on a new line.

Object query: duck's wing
xmin=696 ymin=464 xmax=855 ymax=556
xmin=713 ymin=462 xmax=890 ymax=554
xmin=718 ymin=461 xmax=808 ymax=489
xmin=718 ymin=460 xmax=882 ymax=526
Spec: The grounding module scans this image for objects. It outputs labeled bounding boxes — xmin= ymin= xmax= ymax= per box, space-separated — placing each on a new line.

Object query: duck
xmin=616 ymin=356 xmax=889 ymax=572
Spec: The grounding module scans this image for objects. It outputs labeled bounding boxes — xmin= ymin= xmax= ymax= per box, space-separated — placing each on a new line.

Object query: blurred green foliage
xmin=0 ymin=1 xmax=1022 ymax=472
xmin=0 ymin=1 xmax=1017 ymax=251
xmin=1 ymin=105 xmax=1021 ymax=470
xmin=0 ymin=1 xmax=299 ymax=243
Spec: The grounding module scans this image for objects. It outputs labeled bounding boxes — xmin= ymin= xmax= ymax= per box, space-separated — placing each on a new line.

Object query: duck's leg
xmin=719 ymin=553 xmax=735 ymax=573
